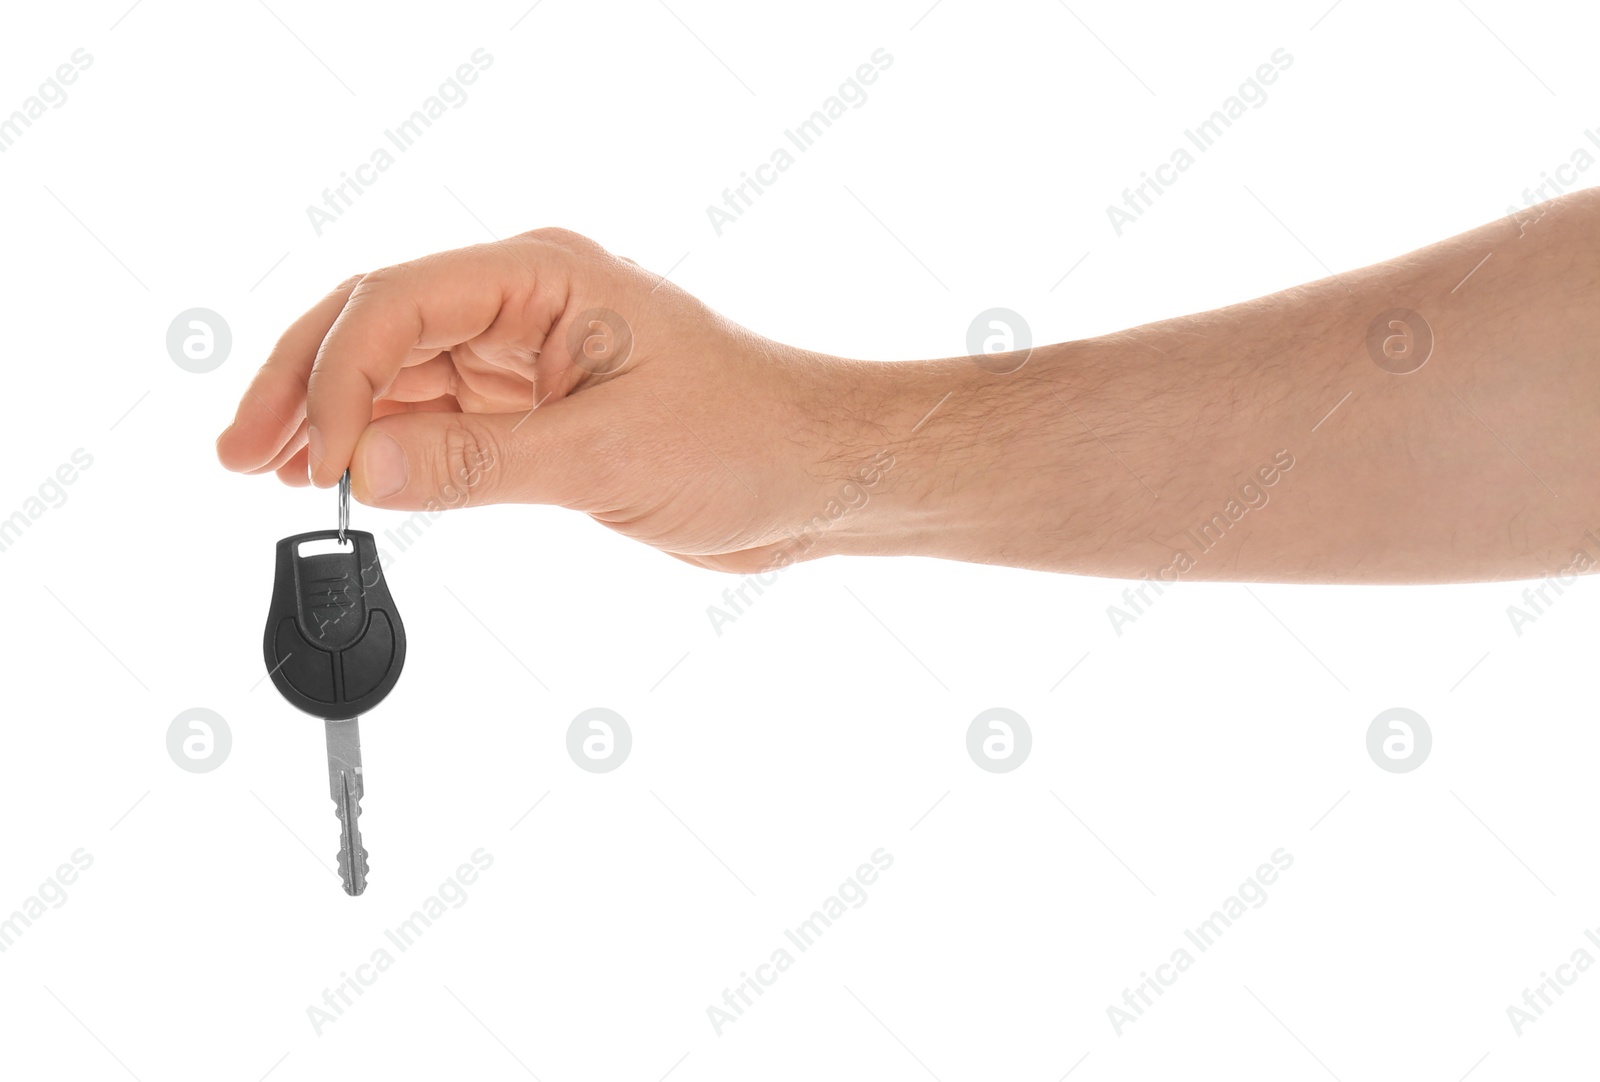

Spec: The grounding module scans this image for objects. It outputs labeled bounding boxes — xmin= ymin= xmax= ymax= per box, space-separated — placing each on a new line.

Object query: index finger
xmin=304 ymin=241 xmax=544 ymax=488
xmin=215 ymin=274 xmax=361 ymax=473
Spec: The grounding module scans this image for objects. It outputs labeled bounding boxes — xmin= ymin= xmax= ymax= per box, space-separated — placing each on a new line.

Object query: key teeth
xmin=332 ymin=790 xmax=368 ymax=896
xmin=337 ymin=848 xmax=370 ymax=896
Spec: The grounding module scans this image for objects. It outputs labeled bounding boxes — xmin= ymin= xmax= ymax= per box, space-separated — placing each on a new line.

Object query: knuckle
xmin=435 ymin=419 xmax=499 ymax=508
xmin=351 ymin=264 xmax=402 ymax=293
xmin=523 ymin=226 xmax=602 ymax=253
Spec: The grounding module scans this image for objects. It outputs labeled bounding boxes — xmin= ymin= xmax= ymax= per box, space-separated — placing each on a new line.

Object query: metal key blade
xmin=325 ymin=717 xmax=368 ymax=896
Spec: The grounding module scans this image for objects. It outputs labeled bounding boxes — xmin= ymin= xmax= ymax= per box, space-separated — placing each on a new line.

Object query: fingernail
xmin=362 ymin=432 xmax=408 ymax=499
xmin=307 ymin=425 xmax=327 ymax=485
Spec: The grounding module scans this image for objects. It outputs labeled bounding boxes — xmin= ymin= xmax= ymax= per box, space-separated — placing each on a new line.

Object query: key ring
xmin=337 ymin=469 xmax=351 ymax=545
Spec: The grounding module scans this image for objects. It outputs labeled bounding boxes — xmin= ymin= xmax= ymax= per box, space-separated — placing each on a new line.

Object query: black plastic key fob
xmin=264 ymin=530 xmax=406 ymax=720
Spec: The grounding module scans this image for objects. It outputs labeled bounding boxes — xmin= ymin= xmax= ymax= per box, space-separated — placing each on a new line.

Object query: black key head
xmin=264 ymin=530 xmax=406 ymax=720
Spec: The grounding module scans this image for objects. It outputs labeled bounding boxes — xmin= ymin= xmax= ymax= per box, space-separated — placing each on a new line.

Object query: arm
xmin=831 ymin=189 xmax=1600 ymax=582
xmin=217 ymin=191 xmax=1600 ymax=584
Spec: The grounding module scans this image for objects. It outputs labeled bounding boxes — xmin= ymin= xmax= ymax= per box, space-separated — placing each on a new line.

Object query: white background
xmin=1 ymin=0 xmax=1597 ymax=1078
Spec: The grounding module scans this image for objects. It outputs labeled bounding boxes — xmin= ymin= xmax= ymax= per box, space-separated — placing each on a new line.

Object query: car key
xmin=263 ymin=471 xmax=406 ymax=896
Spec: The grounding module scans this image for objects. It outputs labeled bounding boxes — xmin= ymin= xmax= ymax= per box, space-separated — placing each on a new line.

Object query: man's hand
xmin=215 ymin=229 xmax=883 ymax=573
xmin=221 ymin=192 xmax=1600 ymax=585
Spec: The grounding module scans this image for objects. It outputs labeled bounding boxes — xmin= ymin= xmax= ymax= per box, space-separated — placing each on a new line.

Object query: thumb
xmin=348 ymin=403 xmax=612 ymax=512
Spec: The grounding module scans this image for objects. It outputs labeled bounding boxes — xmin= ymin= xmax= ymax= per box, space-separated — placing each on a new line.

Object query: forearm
xmin=833 ymin=189 xmax=1600 ymax=582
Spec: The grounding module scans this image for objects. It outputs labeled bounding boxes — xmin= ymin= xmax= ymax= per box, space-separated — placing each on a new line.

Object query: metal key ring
xmin=337 ymin=469 xmax=351 ymax=545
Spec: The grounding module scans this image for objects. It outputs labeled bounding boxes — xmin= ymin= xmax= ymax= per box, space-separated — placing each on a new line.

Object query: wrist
xmin=796 ymin=347 xmax=1075 ymax=565
xmin=811 ymin=335 xmax=1194 ymax=573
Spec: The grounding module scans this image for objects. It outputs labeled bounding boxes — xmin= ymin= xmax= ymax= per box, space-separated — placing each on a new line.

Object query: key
xmin=325 ymin=717 xmax=367 ymax=894
xmin=262 ymin=472 xmax=406 ymax=896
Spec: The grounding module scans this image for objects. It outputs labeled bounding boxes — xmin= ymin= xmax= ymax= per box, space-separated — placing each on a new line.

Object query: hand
xmin=215 ymin=229 xmax=892 ymax=573
xmin=219 ymin=195 xmax=1600 ymax=585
